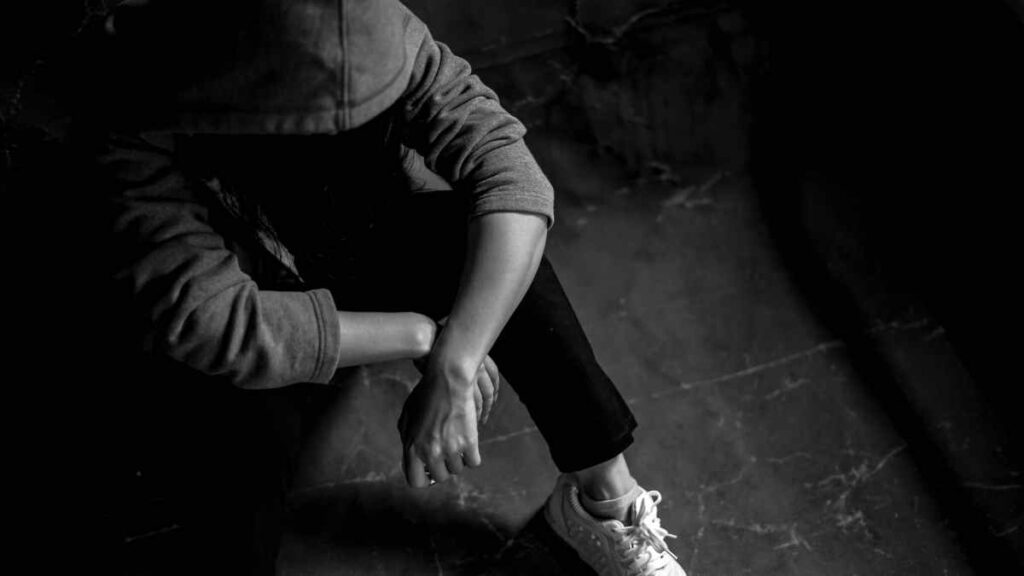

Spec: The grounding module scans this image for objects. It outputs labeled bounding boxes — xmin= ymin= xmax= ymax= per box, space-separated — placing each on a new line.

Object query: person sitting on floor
xmin=91 ymin=1 xmax=685 ymax=574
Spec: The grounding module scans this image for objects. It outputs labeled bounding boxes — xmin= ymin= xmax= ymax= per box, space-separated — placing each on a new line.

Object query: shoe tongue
xmin=621 ymin=484 xmax=648 ymax=525
xmin=606 ymin=499 xmax=639 ymax=527
xmin=625 ymin=501 xmax=638 ymax=525
xmin=628 ymin=491 xmax=655 ymax=525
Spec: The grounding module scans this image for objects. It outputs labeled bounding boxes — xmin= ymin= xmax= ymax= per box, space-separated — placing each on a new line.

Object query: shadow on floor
xmin=746 ymin=1 xmax=1024 ymax=571
xmin=282 ymin=482 xmax=596 ymax=576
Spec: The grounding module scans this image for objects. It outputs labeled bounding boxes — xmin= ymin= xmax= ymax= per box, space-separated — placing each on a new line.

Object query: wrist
xmin=408 ymin=313 xmax=437 ymax=358
xmin=426 ymin=344 xmax=479 ymax=389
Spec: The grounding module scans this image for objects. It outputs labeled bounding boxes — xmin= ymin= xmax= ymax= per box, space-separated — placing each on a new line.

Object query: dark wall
xmin=402 ymin=0 xmax=760 ymax=172
xmin=2 ymin=1 xmax=757 ymax=175
xmin=744 ymin=5 xmax=1024 ymax=567
xmin=747 ymin=0 xmax=1024 ymax=420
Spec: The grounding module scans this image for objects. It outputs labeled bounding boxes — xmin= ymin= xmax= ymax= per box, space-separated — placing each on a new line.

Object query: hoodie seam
xmin=307 ymin=291 xmax=325 ymax=382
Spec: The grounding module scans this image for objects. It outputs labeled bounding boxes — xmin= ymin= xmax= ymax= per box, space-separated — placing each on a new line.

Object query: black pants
xmin=305 ymin=191 xmax=638 ymax=473
xmin=123 ymin=191 xmax=635 ymax=574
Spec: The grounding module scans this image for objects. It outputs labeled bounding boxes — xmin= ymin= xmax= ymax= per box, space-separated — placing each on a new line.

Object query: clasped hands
xmin=397 ymin=319 xmax=500 ymax=488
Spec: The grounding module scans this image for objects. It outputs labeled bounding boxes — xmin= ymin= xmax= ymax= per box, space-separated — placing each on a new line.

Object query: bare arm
xmin=401 ymin=211 xmax=547 ymax=488
xmin=335 ymin=311 xmax=436 ymax=368
xmin=428 ymin=212 xmax=547 ymax=383
xmin=397 ymin=24 xmax=555 ymax=486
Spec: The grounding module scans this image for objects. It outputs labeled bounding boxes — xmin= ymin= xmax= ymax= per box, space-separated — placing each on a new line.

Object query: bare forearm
xmin=334 ymin=209 xmax=546 ymax=373
xmin=335 ymin=311 xmax=436 ymax=368
xmin=429 ymin=212 xmax=548 ymax=382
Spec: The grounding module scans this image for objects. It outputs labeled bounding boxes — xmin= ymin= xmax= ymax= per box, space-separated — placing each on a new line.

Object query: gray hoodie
xmin=98 ymin=0 xmax=554 ymax=389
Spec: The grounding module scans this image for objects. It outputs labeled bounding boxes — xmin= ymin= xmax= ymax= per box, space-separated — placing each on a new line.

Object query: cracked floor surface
xmin=261 ymin=134 xmax=1021 ymax=575
xmin=7 ymin=3 xmax=1020 ymax=575
xmin=115 ymin=130 xmax=1022 ymax=575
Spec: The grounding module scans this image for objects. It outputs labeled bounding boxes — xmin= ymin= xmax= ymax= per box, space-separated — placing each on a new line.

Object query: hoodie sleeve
xmin=400 ymin=25 xmax=555 ymax=227
xmin=102 ymin=132 xmax=342 ymax=389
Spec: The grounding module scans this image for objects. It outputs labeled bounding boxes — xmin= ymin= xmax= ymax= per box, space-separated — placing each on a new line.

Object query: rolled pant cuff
xmin=552 ymin=420 xmax=638 ymax=473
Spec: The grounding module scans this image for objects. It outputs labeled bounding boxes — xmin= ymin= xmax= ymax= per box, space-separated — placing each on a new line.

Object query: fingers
xmin=476 ymin=369 xmax=495 ymax=425
xmin=481 ymin=355 xmax=500 ymax=423
xmin=472 ymin=384 xmax=483 ymax=422
xmin=445 ymin=450 xmax=466 ymax=475
xmin=406 ymin=443 xmax=452 ymax=488
xmin=426 ymin=451 xmax=451 ymax=484
xmin=403 ymin=446 xmax=430 ymax=488
xmin=405 ymin=444 xmax=481 ymax=487
xmin=484 ymin=355 xmax=500 ymax=396
xmin=463 ymin=442 xmax=482 ymax=468
xmin=398 ymin=367 xmax=486 ymax=489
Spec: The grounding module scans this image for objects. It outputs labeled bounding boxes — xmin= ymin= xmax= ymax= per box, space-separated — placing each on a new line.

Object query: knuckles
xmin=410 ymin=441 xmax=443 ymax=460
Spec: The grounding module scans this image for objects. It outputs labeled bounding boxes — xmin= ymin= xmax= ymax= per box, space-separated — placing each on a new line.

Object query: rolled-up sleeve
xmin=103 ymin=132 xmax=341 ymax=389
xmin=400 ymin=26 xmax=555 ymax=227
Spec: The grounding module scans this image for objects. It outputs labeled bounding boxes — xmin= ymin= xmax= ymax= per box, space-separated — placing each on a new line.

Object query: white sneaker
xmin=544 ymin=474 xmax=687 ymax=576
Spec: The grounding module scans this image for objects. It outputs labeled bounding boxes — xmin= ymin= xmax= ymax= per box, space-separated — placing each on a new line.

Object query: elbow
xmin=228 ymin=364 xmax=281 ymax=390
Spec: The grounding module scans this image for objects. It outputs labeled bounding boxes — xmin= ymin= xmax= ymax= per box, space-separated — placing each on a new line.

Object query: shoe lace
xmin=612 ymin=491 xmax=678 ymax=575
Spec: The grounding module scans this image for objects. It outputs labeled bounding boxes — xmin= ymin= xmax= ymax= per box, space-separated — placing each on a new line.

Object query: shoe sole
xmin=543 ymin=480 xmax=612 ymax=576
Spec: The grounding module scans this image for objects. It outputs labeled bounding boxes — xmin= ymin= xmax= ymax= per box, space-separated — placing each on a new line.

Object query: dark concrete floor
xmin=258 ymin=134 xmax=1021 ymax=575
xmin=5 ymin=3 xmax=1020 ymax=575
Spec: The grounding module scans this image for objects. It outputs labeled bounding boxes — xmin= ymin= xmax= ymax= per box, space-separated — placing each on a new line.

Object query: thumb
xmin=463 ymin=441 xmax=482 ymax=468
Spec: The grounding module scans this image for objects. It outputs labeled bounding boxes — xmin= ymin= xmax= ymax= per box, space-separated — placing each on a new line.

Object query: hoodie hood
xmin=99 ymin=0 xmax=426 ymax=134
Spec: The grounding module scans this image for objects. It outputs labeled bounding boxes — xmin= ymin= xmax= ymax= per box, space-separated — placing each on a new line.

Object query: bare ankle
xmin=574 ymin=454 xmax=635 ymax=501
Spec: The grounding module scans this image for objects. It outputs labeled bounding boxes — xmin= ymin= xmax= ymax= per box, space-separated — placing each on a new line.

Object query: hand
xmin=476 ymin=355 xmax=500 ymax=425
xmin=412 ymin=323 xmax=500 ymax=426
xmin=398 ymin=364 xmax=483 ymax=488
